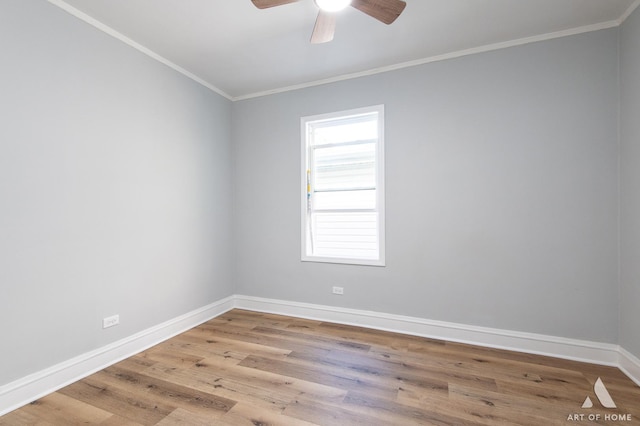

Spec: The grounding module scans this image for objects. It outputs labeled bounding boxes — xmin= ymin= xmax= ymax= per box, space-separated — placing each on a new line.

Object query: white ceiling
xmin=53 ymin=0 xmax=639 ymax=100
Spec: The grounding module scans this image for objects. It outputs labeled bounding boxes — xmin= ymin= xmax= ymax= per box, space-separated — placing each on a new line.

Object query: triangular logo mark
xmin=593 ymin=377 xmax=616 ymax=408
xmin=582 ymin=377 xmax=617 ymax=409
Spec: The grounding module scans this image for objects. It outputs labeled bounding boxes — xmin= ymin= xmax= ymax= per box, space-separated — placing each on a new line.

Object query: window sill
xmin=301 ymin=255 xmax=386 ymax=267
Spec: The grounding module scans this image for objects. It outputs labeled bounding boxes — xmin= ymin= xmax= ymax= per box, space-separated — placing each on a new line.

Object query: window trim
xmin=300 ymin=105 xmax=385 ymax=267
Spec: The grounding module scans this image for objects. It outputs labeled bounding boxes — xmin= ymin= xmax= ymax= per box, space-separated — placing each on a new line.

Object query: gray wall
xmin=0 ymin=0 xmax=630 ymax=391
xmin=233 ymin=29 xmax=620 ymax=343
xmin=0 ymin=1 xmax=233 ymax=386
xmin=620 ymin=6 xmax=640 ymax=359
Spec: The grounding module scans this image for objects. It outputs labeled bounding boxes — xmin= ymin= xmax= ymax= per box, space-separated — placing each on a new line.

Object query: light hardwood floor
xmin=2 ymin=309 xmax=639 ymax=425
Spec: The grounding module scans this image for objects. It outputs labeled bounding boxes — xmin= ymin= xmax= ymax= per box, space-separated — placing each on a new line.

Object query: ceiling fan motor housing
xmin=315 ymin=0 xmax=352 ymax=12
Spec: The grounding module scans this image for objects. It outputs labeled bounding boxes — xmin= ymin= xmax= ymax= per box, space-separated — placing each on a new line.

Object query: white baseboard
xmin=619 ymin=347 xmax=640 ymax=387
xmin=0 ymin=296 xmax=235 ymax=417
xmin=2 ymin=294 xmax=638 ymax=417
xmin=234 ymin=295 xmax=622 ymax=366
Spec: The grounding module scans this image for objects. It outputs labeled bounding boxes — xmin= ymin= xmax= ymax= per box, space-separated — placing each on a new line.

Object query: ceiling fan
xmin=251 ymin=0 xmax=407 ymax=44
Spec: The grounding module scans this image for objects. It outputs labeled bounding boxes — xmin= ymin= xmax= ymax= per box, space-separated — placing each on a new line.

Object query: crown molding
xmin=234 ymin=20 xmax=619 ymax=100
xmin=47 ymin=0 xmax=632 ymax=102
xmin=46 ymin=0 xmax=233 ymax=101
xmin=619 ymin=0 xmax=640 ymax=24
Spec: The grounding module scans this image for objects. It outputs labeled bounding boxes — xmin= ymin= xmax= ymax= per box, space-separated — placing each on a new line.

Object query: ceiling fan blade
xmin=311 ymin=10 xmax=336 ymax=44
xmin=350 ymin=0 xmax=406 ymax=25
xmin=251 ymin=0 xmax=298 ymax=9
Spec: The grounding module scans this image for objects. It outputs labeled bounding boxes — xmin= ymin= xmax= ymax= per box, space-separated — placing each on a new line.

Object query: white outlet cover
xmin=103 ymin=314 xmax=120 ymax=329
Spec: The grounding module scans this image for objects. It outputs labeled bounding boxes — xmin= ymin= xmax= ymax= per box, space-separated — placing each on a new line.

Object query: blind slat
xmin=311 ymin=211 xmax=379 ymax=259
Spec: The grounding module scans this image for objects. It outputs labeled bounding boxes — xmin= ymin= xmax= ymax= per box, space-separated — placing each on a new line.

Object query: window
xmin=301 ymin=105 xmax=385 ymax=266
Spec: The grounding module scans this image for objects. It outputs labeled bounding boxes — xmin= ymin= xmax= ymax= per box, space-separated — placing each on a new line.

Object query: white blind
xmin=314 ymin=142 xmax=376 ymax=191
xmin=312 ymin=212 xmax=379 ymax=259
xmin=307 ymin=112 xmax=380 ymax=261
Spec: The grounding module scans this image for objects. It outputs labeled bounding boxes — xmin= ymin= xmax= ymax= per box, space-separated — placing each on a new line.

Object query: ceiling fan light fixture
xmin=315 ymin=0 xmax=351 ymax=12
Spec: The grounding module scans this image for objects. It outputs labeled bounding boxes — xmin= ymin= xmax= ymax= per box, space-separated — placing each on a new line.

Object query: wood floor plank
xmin=2 ymin=308 xmax=640 ymax=425
xmin=98 ymin=364 xmax=236 ymax=418
xmin=20 ymin=392 xmax=113 ymax=424
xmin=238 ymin=354 xmax=400 ymax=399
xmin=449 ymin=382 xmax=578 ymax=426
xmin=98 ymin=414 xmax=145 ymax=426
xmin=285 ymin=348 xmax=452 ymax=398
xmin=174 ymin=329 xmax=292 ymax=360
xmin=57 ymin=376 xmax=175 ymax=425
xmin=142 ymin=361 xmax=291 ymax=412
xmin=0 ymin=408 xmax=55 ymax=426
xmin=317 ymin=321 xmax=446 ymax=351
xmin=252 ymin=325 xmax=373 ymax=353
xmin=216 ymin=402 xmax=319 ymax=426
xmin=356 ymin=347 xmax=501 ymax=393
xmin=342 ymin=390 xmax=484 ymax=426
xmin=138 ymin=344 xmax=206 ymax=367
xmin=209 ymin=309 xmax=322 ymax=332
xmin=283 ymin=396 xmax=384 ymax=426
xmin=196 ymin=322 xmax=334 ymax=359
xmin=188 ymin=355 xmax=349 ymax=405
xmin=154 ymin=407 xmax=221 ymax=426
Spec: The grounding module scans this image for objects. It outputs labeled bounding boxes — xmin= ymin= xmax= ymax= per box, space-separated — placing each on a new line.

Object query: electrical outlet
xmin=332 ymin=286 xmax=344 ymax=295
xmin=103 ymin=314 xmax=120 ymax=329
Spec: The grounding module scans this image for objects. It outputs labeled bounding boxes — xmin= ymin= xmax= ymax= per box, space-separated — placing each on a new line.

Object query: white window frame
xmin=300 ymin=105 xmax=385 ymax=266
